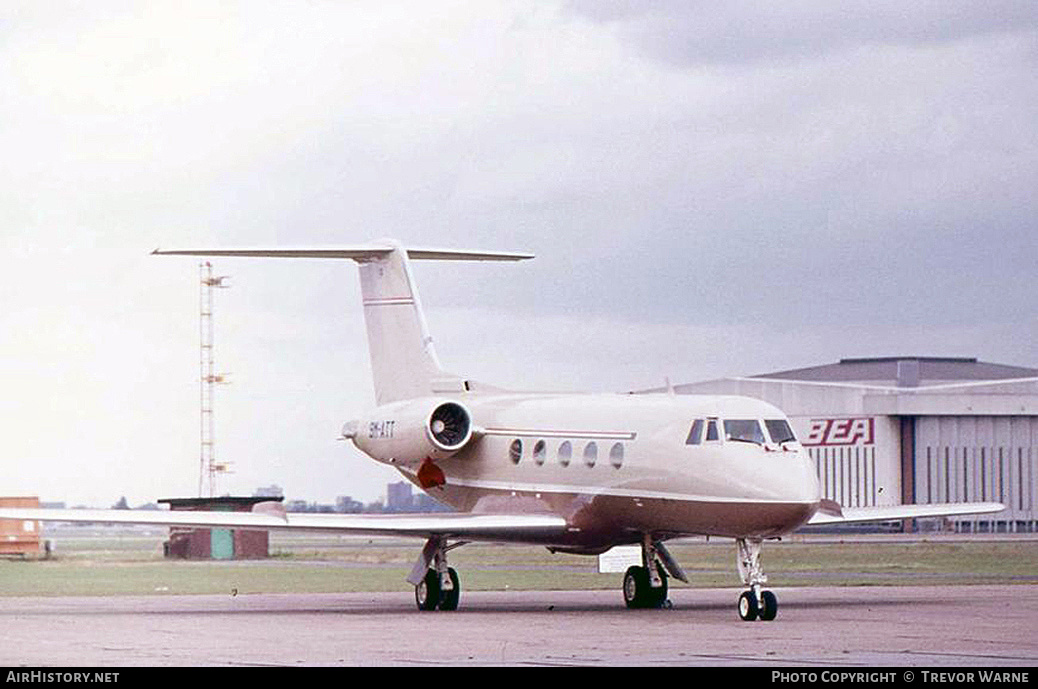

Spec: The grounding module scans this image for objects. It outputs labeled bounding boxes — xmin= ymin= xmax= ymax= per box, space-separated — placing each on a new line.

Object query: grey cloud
xmin=565 ymin=1 xmax=1038 ymax=66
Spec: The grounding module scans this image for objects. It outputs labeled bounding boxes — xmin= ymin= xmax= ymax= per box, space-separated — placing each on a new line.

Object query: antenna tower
xmin=199 ymin=262 xmax=231 ymax=497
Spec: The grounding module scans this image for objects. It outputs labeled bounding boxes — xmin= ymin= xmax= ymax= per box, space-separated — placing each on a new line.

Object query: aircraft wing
xmin=806 ymin=501 xmax=1005 ymax=526
xmin=0 ymin=507 xmax=570 ymax=542
xmin=3 ymin=501 xmax=1005 ymax=536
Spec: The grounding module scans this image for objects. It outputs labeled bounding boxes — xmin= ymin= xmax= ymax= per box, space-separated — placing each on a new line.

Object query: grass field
xmin=0 ymin=528 xmax=1035 ymax=597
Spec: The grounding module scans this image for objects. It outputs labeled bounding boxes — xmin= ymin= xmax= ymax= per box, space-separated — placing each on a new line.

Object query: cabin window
xmin=558 ymin=441 xmax=572 ymax=467
xmin=609 ymin=442 xmax=624 ymax=468
xmin=765 ymin=419 xmax=797 ymax=445
xmin=724 ymin=419 xmax=766 ymax=446
xmin=509 ymin=439 xmax=523 ymax=464
xmin=686 ymin=419 xmax=704 ymax=445
xmin=533 ymin=440 xmax=547 ymax=466
xmin=583 ymin=442 xmax=597 ymax=467
xmin=705 ymin=419 xmax=719 ymax=442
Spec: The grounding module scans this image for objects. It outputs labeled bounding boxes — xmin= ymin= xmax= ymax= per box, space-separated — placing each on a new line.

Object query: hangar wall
xmin=669 ymin=357 xmax=1038 ymax=531
xmin=803 ymin=415 xmax=900 ymax=509
xmin=914 ymin=416 xmax=1037 ymax=530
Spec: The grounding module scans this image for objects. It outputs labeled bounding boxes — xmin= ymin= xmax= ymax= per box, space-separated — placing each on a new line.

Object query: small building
xmin=662 ymin=357 xmax=1038 ymax=532
xmin=0 ymin=496 xmax=42 ymax=557
xmin=160 ymin=496 xmax=283 ymax=559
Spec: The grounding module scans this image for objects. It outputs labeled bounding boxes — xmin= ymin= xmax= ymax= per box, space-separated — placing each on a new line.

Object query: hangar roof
xmin=752 ymin=357 xmax=1038 ymax=388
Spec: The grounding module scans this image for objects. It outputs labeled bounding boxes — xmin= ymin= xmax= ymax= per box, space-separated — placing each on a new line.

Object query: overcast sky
xmin=1 ymin=1 xmax=1035 ymax=507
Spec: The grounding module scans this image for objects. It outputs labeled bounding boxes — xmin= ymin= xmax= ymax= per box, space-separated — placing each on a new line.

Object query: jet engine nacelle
xmin=348 ymin=399 xmax=476 ymax=467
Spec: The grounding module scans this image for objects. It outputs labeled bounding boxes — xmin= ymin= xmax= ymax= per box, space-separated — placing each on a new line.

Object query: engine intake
xmin=428 ymin=402 xmax=471 ymax=451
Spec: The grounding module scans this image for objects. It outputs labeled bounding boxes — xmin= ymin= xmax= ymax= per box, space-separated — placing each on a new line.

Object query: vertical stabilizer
xmin=152 ymin=242 xmax=533 ymax=405
xmin=357 ymin=243 xmax=448 ymax=404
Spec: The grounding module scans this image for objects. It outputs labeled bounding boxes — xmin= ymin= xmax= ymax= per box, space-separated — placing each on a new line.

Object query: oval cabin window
xmin=609 ymin=442 xmax=624 ymax=468
xmin=509 ymin=439 xmax=522 ymax=464
xmin=584 ymin=442 xmax=597 ymax=467
xmin=558 ymin=441 xmax=572 ymax=467
xmin=533 ymin=440 xmax=546 ymax=466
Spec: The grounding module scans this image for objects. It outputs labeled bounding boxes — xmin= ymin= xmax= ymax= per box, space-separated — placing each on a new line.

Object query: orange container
xmin=0 ymin=497 xmax=41 ymax=557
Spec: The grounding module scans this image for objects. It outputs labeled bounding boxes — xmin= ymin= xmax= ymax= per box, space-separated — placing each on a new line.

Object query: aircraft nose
xmin=792 ymin=451 xmax=822 ymax=502
xmin=770 ymin=449 xmax=821 ymax=503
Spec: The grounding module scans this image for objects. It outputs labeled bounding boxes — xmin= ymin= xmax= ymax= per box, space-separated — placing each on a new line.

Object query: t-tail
xmin=153 ymin=241 xmax=533 ymax=404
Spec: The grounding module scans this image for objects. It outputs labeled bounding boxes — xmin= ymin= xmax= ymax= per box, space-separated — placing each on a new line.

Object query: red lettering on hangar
xmin=802 ymin=418 xmax=875 ymax=446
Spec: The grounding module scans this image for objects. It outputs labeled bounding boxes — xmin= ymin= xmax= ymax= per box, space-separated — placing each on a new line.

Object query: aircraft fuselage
xmin=351 ymin=391 xmax=822 ymax=551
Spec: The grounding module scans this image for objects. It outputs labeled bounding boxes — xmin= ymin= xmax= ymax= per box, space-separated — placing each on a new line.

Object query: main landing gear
xmin=409 ymin=536 xmax=463 ymax=611
xmin=622 ymin=535 xmax=688 ymax=609
xmin=415 ymin=566 xmax=460 ymax=611
xmin=736 ymin=537 xmax=777 ymax=621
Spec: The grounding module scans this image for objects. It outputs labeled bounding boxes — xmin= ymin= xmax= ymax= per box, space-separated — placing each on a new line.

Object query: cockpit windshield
xmin=724 ymin=419 xmax=766 ymax=446
xmin=764 ymin=419 xmax=797 ymax=445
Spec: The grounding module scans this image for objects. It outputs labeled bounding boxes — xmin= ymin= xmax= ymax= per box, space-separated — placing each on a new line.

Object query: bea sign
xmin=803 ymin=418 xmax=875 ymax=446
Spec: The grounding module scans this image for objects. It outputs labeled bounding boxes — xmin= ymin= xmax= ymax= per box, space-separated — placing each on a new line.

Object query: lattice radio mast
xmin=199 ymin=262 xmax=231 ymax=497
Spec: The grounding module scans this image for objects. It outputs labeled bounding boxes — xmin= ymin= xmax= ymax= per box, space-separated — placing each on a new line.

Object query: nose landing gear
xmin=736 ymin=537 xmax=777 ymax=621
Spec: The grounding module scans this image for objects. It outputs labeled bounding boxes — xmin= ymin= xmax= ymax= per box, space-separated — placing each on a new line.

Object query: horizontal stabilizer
xmin=806 ymin=501 xmax=1004 ymax=526
xmin=152 ymin=246 xmax=534 ymax=262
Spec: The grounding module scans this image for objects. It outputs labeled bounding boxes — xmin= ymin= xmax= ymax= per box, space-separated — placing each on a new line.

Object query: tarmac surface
xmin=1 ymin=585 xmax=1036 ymax=666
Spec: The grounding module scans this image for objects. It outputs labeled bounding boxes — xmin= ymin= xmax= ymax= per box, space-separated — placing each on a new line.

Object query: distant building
xmin=414 ymin=492 xmax=453 ymax=513
xmin=336 ymin=496 xmax=364 ymax=513
xmin=384 ymin=481 xmax=454 ymax=513
xmin=284 ymin=500 xmax=337 ymax=513
xmin=386 ymin=481 xmax=413 ymax=512
xmin=254 ymin=485 xmax=284 ymax=498
xmin=284 ymin=499 xmax=310 ymax=513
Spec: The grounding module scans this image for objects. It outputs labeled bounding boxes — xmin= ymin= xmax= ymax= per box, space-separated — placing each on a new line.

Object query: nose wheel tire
xmin=758 ymin=590 xmax=778 ymax=621
xmin=738 ymin=590 xmax=759 ymax=621
xmin=738 ymin=589 xmax=777 ymax=621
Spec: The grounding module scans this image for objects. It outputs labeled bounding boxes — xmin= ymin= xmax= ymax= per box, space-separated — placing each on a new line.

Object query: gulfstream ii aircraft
xmin=0 ymin=242 xmax=1003 ymax=620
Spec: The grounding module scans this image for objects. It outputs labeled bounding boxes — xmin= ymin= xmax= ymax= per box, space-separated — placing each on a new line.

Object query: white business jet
xmin=0 ymin=242 xmax=1003 ymax=620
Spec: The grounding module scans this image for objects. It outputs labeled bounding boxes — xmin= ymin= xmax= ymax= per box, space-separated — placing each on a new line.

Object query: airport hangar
xmin=653 ymin=356 xmax=1038 ymax=532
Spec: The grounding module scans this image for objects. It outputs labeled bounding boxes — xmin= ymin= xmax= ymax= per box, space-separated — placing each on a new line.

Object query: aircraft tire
xmin=646 ymin=568 xmax=668 ymax=608
xmin=623 ymin=566 xmax=650 ymax=608
xmin=758 ymin=590 xmax=778 ymax=621
xmin=738 ymin=590 xmax=759 ymax=621
xmin=438 ymin=567 xmax=460 ymax=611
xmin=415 ymin=569 xmax=440 ymax=611
xmin=623 ymin=565 xmax=668 ymax=609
